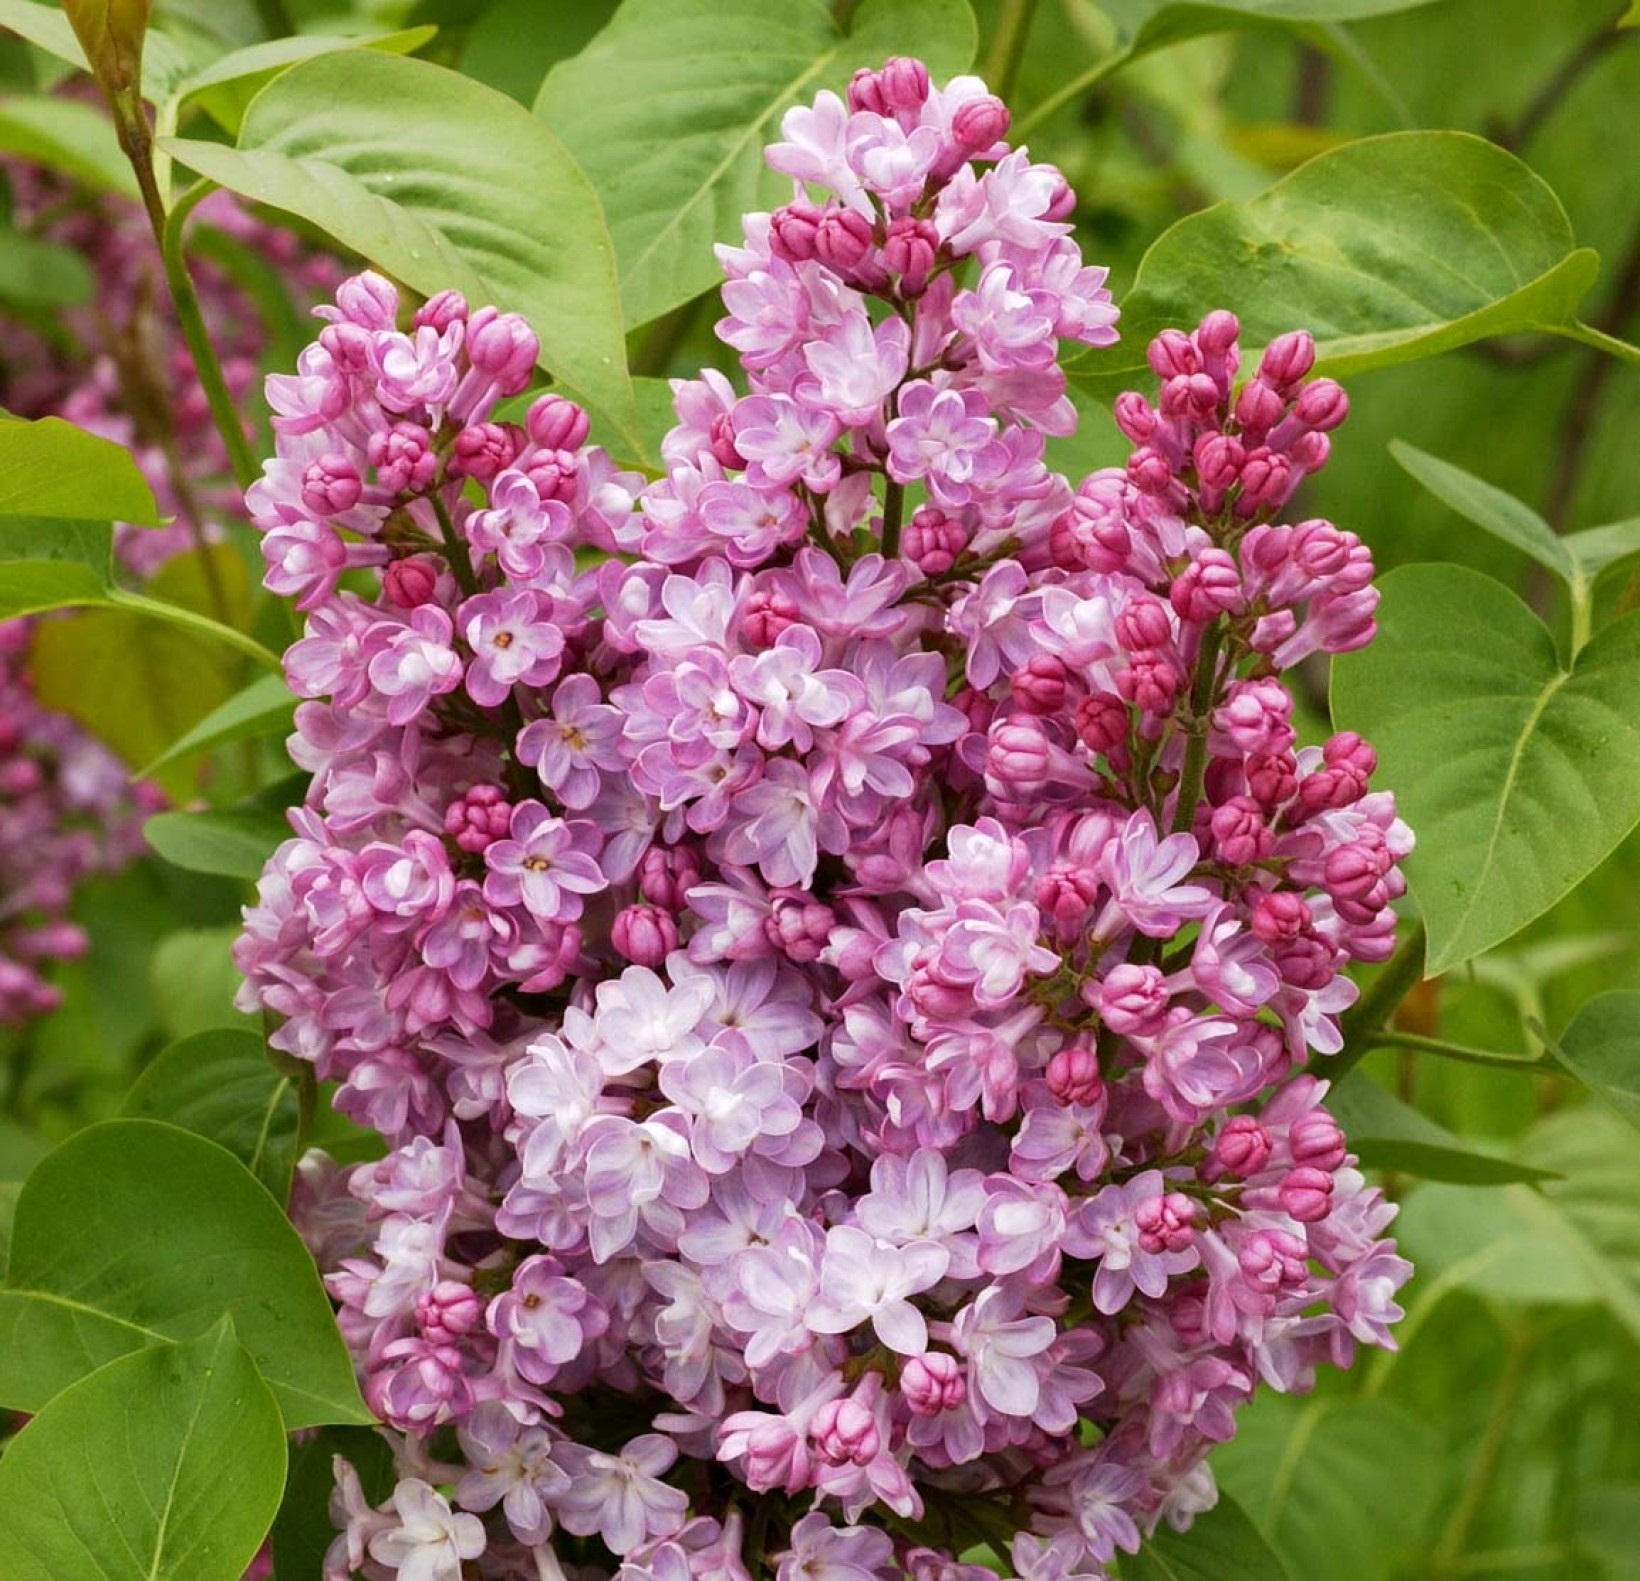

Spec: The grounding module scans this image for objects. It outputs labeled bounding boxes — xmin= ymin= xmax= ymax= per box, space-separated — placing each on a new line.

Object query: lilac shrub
xmin=236 ymin=59 xmax=1413 ymax=1581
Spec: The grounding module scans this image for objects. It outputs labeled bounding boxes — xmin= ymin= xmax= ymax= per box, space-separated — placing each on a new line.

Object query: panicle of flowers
xmin=234 ymin=58 xmax=1413 ymax=1581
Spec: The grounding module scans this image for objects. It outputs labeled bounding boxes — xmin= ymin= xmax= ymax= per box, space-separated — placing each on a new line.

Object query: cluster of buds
xmin=235 ymin=60 xmax=1411 ymax=1581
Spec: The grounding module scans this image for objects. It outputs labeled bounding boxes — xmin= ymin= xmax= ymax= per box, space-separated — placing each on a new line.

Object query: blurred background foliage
xmin=1 ymin=2 xmax=1637 ymax=1578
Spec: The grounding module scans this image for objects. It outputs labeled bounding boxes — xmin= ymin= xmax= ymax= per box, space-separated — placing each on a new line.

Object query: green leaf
xmin=140 ymin=670 xmax=296 ymax=776
xmin=1326 ymin=1073 xmax=1557 ymax=1185
xmin=1329 ymin=564 xmax=1640 ymax=974
xmin=1068 ymin=132 xmax=1599 ymax=398
xmin=145 ymin=804 xmax=289 ymax=880
xmin=1545 ymin=992 xmax=1640 ymax=1132
xmin=1211 ymin=1395 xmax=1440 ymax=1581
xmin=272 ymin=1425 xmax=396 ymax=1581
xmin=0 ymin=93 xmax=137 ymax=195
xmin=0 ymin=1118 xmax=371 ymax=1427
xmin=0 ymin=231 xmax=96 ymax=308
xmin=0 ymin=1120 xmax=48 ymax=1184
xmin=1100 ymin=0 xmax=1441 ymax=60
xmin=0 ymin=1182 xmax=18 ymax=1278
xmin=1396 ymin=1109 xmax=1640 ymax=1340
xmin=149 ymin=925 xmax=257 ymax=1043
xmin=1565 ymin=517 xmax=1640 ymax=581
xmin=536 ymin=0 xmax=977 ymax=329
xmin=122 ymin=1030 xmax=298 ymax=1200
xmin=0 ymin=519 xmax=113 ymax=619
xmin=0 ymin=0 xmax=94 ymax=72
xmin=0 ymin=416 xmax=162 ymax=524
xmin=0 ymin=1322 xmax=286 ymax=1581
xmin=460 ymin=0 xmax=617 ymax=105
xmin=1122 ymin=1492 xmax=1292 ymax=1580
xmin=164 ymin=49 xmax=639 ymax=457
xmin=169 ymin=27 xmax=438 ymax=136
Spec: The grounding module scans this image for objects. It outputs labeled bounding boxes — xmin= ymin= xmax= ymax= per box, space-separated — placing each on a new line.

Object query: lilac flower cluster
xmin=236 ymin=60 xmax=1413 ymax=1581
xmin=0 ymin=623 xmax=161 ymax=1023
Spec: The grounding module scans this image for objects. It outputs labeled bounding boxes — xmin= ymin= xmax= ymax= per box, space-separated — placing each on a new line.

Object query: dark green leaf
xmin=1330 ymin=565 xmax=1640 ymax=974
xmin=536 ymin=0 xmax=977 ymax=328
xmin=1546 ymin=992 xmax=1640 ymax=1132
xmin=0 ymin=417 xmax=161 ymax=524
xmin=140 ymin=670 xmax=295 ymax=776
xmin=1069 ymin=133 xmax=1599 ymax=398
xmin=272 ymin=1425 xmax=396 ymax=1581
xmin=0 ymin=1322 xmax=286 ymax=1581
xmin=461 ymin=0 xmax=616 ymax=105
xmin=145 ymin=804 xmax=289 ymax=880
xmin=1122 ymin=1492 xmax=1292 ymax=1580
xmin=1326 ymin=1073 xmax=1558 ymax=1185
xmin=164 ymin=49 xmax=639 ymax=457
xmin=0 ymin=1118 xmax=371 ymax=1426
xmin=122 ymin=1029 xmax=298 ymax=1201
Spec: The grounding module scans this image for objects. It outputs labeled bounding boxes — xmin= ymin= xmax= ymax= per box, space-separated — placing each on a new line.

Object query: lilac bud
xmin=612 ymin=902 xmax=679 ymax=966
xmin=1196 ymin=309 xmax=1240 ymax=359
xmin=903 ymin=505 xmax=967 ymax=574
xmin=524 ymin=448 xmax=580 ymax=503
xmin=1147 ymin=329 xmax=1199 ymax=380
xmin=1075 ymin=691 xmax=1129 ymax=754
xmin=883 ymin=215 xmax=939 ymax=295
xmin=415 ymin=288 xmax=468 ymax=332
xmin=766 ymin=892 xmax=834 ymax=963
xmin=443 ymin=783 xmax=511 ymax=853
xmin=1209 ymin=1115 xmax=1272 ymax=1178
xmin=812 ymin=1396 xmax=880 ymax=1466
xmin=1233 ymin=377 xmax=1286 ymax=439
xmin=709 ymin=412 xmax=745 ymax=469
xmin=1235 ymin=447 xmax=1293 ymax=516
xmin=1290 ymin=1111 xmax=1348 ymax=1172
xmin=1294 ymin=378 xmax=1349 ymax=431
xmin=1274 ymin=933 xmax=1339 ymax=989
xmin=449 ymin=421 xmax=519 ymax=482
xmin=1250 ymin=890 xmax=1310 ymax=944
xmin=1193 ymin=433 xmax=1245 ymax=492
xmin=901 ymin=1352 xmax=965 ymax=1416
xmin=466 ymin=307 xmax=540 ymax=393
xmin=1209 ymin=797 xmax=1271 ymax=866
xmin=1036 ymin=863 xmax=1100 ymax=930
xmin=1135 ymin=1191 xmax=1198 ymax=1254
xmin=1159 ymin=372 xmax=1220 ymax=420
xmin=814 ymin=207 xmax=876 ymax=276
xmin=416 ymin=1279 xmax=485 ymax=1344
xmin=1258 ymin=330 xmax=1316 ymax=391
xmin=849 ymin=56 xmax=929 ymax=114
xmin=1010 ymin=655 xmax=1069 ymax=715
xmin=1280 ymin=1166 xmax=1334 ymax=1222
xmin=1052 ymin=494 xmax=1130 ymax=574
xmin=319 ymin=321 xmax=373 ymax=372
xmin=1118 ymin=649 xmax=1180 ymax=714
xmin=742 ymin=586 xmax=801 ymax=647
xmin=770 ymin=202 xmax=823 ymax=262
xmin=1113 ymin=391 xmax=1158 ymax=443
xmin=1115 ymin=595 xmax=1172 ymax=653
xmin=1287 ymin=430 xmax=1331 ymax=474
xmin=383 ymin=556 xmax=441 ymax=609
xmin=1246 ymin=751 xmax=1299 ymax=807
xmin=987 ymin=717 xmax=1054 ymax=794
xmin=525 ymin=394 xmax=590 ymax=451
xmin=1097 ymin=962 xmax=1170 ymax=1036
xmin=952 ymin=95 xmax=1010 ymax=153
xmin=335 ymin=270 xmax=398 ymax=329
xmin=1170 ymin=548 xmax=1244 ymax=622
xmin=1046 ymin=1041 xmax=1103 ymax=1106
xmin=1043 ymin=172 xmax=1076 ymax=221
xmin=368 ymin=421 xmax=438 ymax=494
xmin=1212 ymin=678 xmax=1295 ymax=757
xmin=637 ymin=843 xmax=703 ymax=911
xmin=301 ymin=454 xmax=362 ymax=516
xmin=1127 ymin=446 xmax=1175 ymax=495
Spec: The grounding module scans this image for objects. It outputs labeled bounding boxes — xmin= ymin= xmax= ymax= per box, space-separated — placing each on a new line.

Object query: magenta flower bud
xmin=1127 ymin=445 xmax=1175 ymax=495
xmin=952 ymin=94 xmax=1010 ymax=152
xmin=814 ymin=207 xmax=876 ymax=276
xmin=1159 ymin=371 xmax=1221 ymax=420
xmin=1010 ymin=655 xmax=1069 ymax=715
xmin=449 ymin=421 xmax=519 ymax=482
xmin=1147 ymin=329 xmax=1198 ymax=379
xmin=1116 ymin=595 xmax=1172 ymax=654
xmin=903 ymin=504 xmax=967 ymax=574
xmin=1251 ymin=889 xmax=1311 ymax=944
xmin=335 ymin=270 xmax=399 ymax=329
xmin=416 ymin=1279 xmax=485 ymax=1344
xmin=742 ymin=585 xmax=802 ymax=647
xmin=766 ymin=892 xmax=834 ymax=964
xmin=1046 ymin=1041 xmax=1103 ymax=1106
xmin=1075 ymin=691 xmax=1129 ymax=754
xmin=368 ymin=421 xmax=438 ymax=494
xmin=443 ymin=783 xmax=511 ymax=853
xmin=1235 ymin=447 xmax=1294 ymax=515
xmin=1193 ymin=433 xmax=1245 ymax=492
xmin=1324 ymin=841 xmax=1389 ymax=903
xmin=300 ymin=453 xmax=362 ymax=516
xmin=708 ymin=412 xmax=745 ymax=469
xmin=1290 ymin=1111 xmax=1348 ymax=1172
xmin=1097 ymin=962 xmax=1170 ymax=1036
xmin=849 ymin=55 xmax=929 ymax=114
xmin=1113 ymin=391 xmax=1159 ymax=443
xmin=1052 ymin=493 xmax=1130 ymax=574
xmin=1246 ymin=751 xmax=1299 ymax=807
xmin=1212 ymin=678 xmax=1295 ymax=757
xmin=612 ymin=902 xmax=679 ymax=967
xmin=1042 ymin=171 xmax=1075 ymax=221
xmin=812 ymin=1396 xmax=880 ymax=1466
xmin=1239 ymin=1228 xmax=1309 ymax=1292
xmin=770 ymin=201 xmax=823 ymax=262
xmin=1294 ymin=378 xmax=1349 ymax=431
xmin=1170 ymin=548 xmax=1244 ymax=622
xmin=415 ymin=288 xmax=468 ymax=332
xmin=883 ymin=215 xmax=939 ymax=295
xmin=1036 ymin=863 xmax=1100 ymax=930
xmin=1196 ymin=309 xmax=1240 ymax=359
xmin=1234 ymin=377 xmax=1287 ymax=438
xmin=1209 ymin=796 xmax=1271 ymax=866
xmin=1135 ymin=1191 xmax=1198 ymax=1254
xmin=523 ymin=448 xmax=580 ymax=503
xmin=1274 ymin=933 xmax=1339 ymax=989
xmin=1287 ymin=430 xmax=1331 ymax=473
xmin=525 ymin=394 xmax=590 ymax=451
xmin=1118 ymin=649 xmax=1180 ymax=714
xmin=1258 ymin=330 xmax=1316 ymax=391
xmin=319 ymin=320 xmax=373 ymax=372
xmin=20 ymin=920 xmax=87 ymax=962
xmin=988 ymin=716 xmax=1054 ymax=793
xmin=466 ymin=307 xmax=540 ymax=392
xmin=637 ymin=842 xmax=704 ymax=912
xmin=1209 ymin=1115 xmax=1272 ymax=1178
xmin=383 ymin=556 xmax=441 ymax=609
xmin=1280 ymin=1165 xmax=1334 ymax=1222
xmin=900 ymin=1352 xmax=965 ymax=1416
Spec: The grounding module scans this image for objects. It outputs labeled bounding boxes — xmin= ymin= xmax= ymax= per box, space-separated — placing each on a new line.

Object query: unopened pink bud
xmin=766 ymin=892 xmax=834 ymax=964
xmin=814 ymin=207 xmax=876 ymax=276
xmin=813 ymin=1396 xmax=879 ymax=1466
xmin=1194 ymin=433 xmax=1245 ymax=491
xmin=1170 ymin=548 xmax=1243 ymax=622
xmin=883 ymin=215 xmax=939 ymax=294
xmin=449 ymin=421 xmax=518 ymax=482
xmin=988 ymin=717 xmax=1054 ymax=793
xmin=952 ymin=94 xmax=1010 ymax=152
xmin=466 ymin=308 xmax=539 ymax=392
xmin=416 ymin=1279 xmax=485 ymax=1343
xmin=1127 ymin=446 xmax=1175 ymax=495
xmin=1147 ymin=329 xmax=1198 ymax=380
xmin=770 ymin=202 xmax=823 ymax=262
xmin=637 ymin=843 xmax=703 ymax=912
xmin=1075 ymin=691 xmax=1129 ymax=754
xmin=443 ymin=783 xmax=511 ymax=852
xmin=1209 ymin=796 xmax=1271 ymax=866
xmin=900 ymin=1352 xmax=965 ymax=1416
xmin=1097 ymin=962 xmax=1170 ymax=1036
xmin=415 ymin=288 xmax=468 ymax=332
xmin=612 ymin=902 xmax=679 ymax=966
xmin=1209 ymin=1115 xmax=1271 ymax=1178
xmin=384 ymin=556 xmax=441 ymax=609
xmin=525 ymin=394 xmax=590 ymax=451
xmin=1290 ymin=1111 xmax=1347 ymax=1172
xmin=903 ymin=504 xmax=966 ymax=574
xmin=1118 ymin=649 xmax=1180 ymax=714
xmin=1246 ymin=751 xmax=1299 ymax=807
xmin=1251 ymin=890 xmax=1310 ymax=944
xmin=1196 ymin=309 xmax=1240 ymax=358
xmin=1046 ymin=1042 xmax=1103 ymax=1106
xmin=742 ymin=586 xmax=801 ymax=647
xmin=1234 ymin=377 xmax=1286 ymax=437
xmin=1116 ymin=595 xmax=1173 ymax=653
xmin=335 ymin=270 xmax=399 ymax=329
xmin=1257 ymin=330 xmax=1315 ymax=391
xmin=1113 ymin=391 xmax=1158 ymax=443
xmin=1011 ymin=655 xmax=1069 ymax=715
xmin=1135 ymin=1191 xmax=1198 ymax=1254
xmin=1280 ymin=1166 xmax=1334 ymax=1222
xmin=1294 ymin=378 xmax=1349 ymax=431
xmin=301 ymin=454 xmax=362 ymax=516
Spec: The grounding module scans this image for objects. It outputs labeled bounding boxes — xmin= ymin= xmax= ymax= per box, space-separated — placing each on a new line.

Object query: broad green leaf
xmin=1122 ymin=1492 xmax=1292 ymax=1580
xmin=536 ymin=0 xmax=977 ymax=329
xmin=1099 ymin=0 xmax=1442 ymax=60
xmin=0 ymin=1118 xmax=370 ymax=1426
xmin=0 ymin=93 xmax=137 ymax=194
xmin=122 ymin=1029 xmax=298 ymax=1200
xmin=272 ymin=1425 xmax=396 ymax=1581
xmin=0 ymin=416 xmax=161 ymax=524
xmin=145 ymin=804 xmax=289 ymax=879
xmin=0 ymin=1323 xmax=285 ymax=1581
xmin=1212 ymin=1395 xmax=1440 ymax=1581
xmin=141 ymin=670 xmax=296 ymax=775
xmin=169 ymin=27 xmax=438 ymax=136
xmin=1068 ymin=133 xmax=1599 ymax=397
xmin=1546 ymin=992 xmax=1640 ymax=1132
xmin=164 ymin=49 xmax=639 ymax=458
xmin=0 ymin=1120 xmax=47 ymax=1183
xmin=0 ymin=518 xmax=113 ymax=619
xmin=1566 ymin=517 xmax=1640 ymax=581
xmin=149 ymin=925 xmax=257 ymax=1043
xmin=1330 ymin=565 xmax=1640 ymax=974
xmin=1389 ymin=439 xmax=1573 ymax=583
xmin=1326 ymin=1073 xmax=1557 ymax=1185
xmin=0 ymin=231 xmax=95 ymax=308
xmin=0 ymin=1181 xmax=17 ymax=1277
xmin=461 ymin=0 xmax=617 ymax=105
